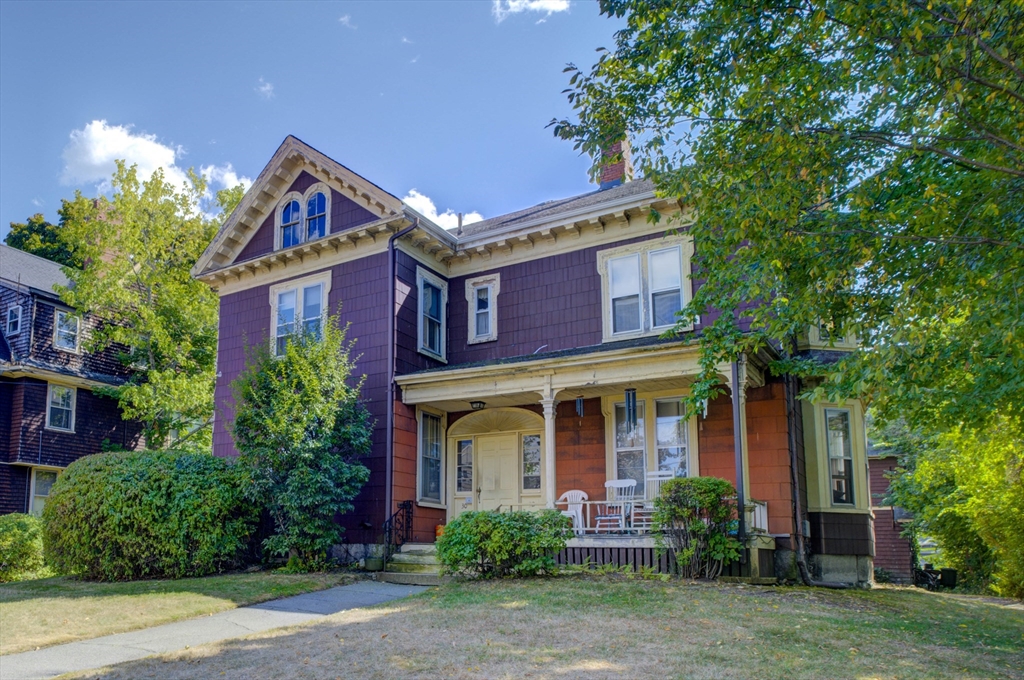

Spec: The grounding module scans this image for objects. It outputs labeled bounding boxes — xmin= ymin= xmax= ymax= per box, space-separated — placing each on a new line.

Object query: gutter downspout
xmin=730 ymin=359 xmax=747 ymax=554
xmin=384 ymin=218 xmax=419 ymax=531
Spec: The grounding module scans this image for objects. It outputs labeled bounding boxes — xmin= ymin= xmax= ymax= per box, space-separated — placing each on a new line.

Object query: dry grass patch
xmin=63 ymin=577 xmax=1023 ymax=680
xmin=0 ymin=570 xmax=357 ymax=655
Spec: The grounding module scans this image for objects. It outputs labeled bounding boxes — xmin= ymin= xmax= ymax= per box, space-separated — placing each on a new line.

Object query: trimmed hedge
xmin=0 ymin=513 xmax=45 ymax=582
xmin=42 ymin=451 xmax=258 ymax=581
xmin=436 ymin=510 xmax=571 ymax=578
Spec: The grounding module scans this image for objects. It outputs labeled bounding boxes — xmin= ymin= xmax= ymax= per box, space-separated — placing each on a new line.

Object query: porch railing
xmin=382 ymin=500 xmax=413 ymax=567
xmin=545 ymin=497 xmax=770 ymax=536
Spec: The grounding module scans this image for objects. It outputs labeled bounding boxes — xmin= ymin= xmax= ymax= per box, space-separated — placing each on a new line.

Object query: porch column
xmin=540 ymin=385 xmax=560 ymax=509
xmin=730 ymin=356 xmax=750 ymax=542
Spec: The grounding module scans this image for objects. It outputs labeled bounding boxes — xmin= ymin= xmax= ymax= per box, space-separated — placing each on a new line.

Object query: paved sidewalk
xmin=0 ymin=580 xmax=428 ymax=680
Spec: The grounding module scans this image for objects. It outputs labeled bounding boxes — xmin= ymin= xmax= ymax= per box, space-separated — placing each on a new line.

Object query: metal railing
xmin=382 ymin=500 xmax=413 ymax=567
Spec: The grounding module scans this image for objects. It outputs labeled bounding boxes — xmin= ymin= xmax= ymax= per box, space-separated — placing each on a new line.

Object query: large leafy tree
xmin=553 ymin=1 xmax=1023 ymax=435
xmin=5 ymin=213 xmax=82 ymax=268
xmin=59 ymin=162 xmax=242 ymax=449
xmin=232 ymin=319 xmax=372 ymax=569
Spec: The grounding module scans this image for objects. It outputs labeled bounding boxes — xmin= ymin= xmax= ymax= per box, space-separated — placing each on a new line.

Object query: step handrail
xmin=382 ymin=500 xmax=413 ymax=570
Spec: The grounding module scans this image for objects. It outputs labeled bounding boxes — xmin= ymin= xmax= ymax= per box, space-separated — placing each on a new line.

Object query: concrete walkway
xmin=0 ymin=580 xmax=428 ymax=680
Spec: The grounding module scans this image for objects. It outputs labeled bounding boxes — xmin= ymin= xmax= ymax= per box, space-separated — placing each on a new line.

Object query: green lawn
xmin=63 ymin=577 xmax=1024 ymax=680
xmin=0 ymin=570 xmax=357 ymax=655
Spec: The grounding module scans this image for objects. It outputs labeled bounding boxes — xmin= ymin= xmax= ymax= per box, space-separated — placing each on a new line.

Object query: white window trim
xmin=601 ymin=390 xmax=700 ymax=487
xmin=268 ymin=271 xmax=333 ymax=355
xmin=6 ymin=305 xmax=22 ymax=336
xmin=808 ymin=323 xmax=859 ymax=350
xmin=465 ymin=273 xmax=500 ymax=344
xmin=53 ymin=310 xmax=81 ymax=354
xmin=45 ymin=383 xmax=77 ymax=433
xmin=416 ymin=265 xmax=448 ymax=362
xmin=597 ymin=234 xmax=694 ymax=343
xmin=417 ymin=406 xmax=447 ymax=509
xmin=30 ymin=466 xmax=63 ymax=517
xmin=273 ymin=183 xmax=332 ymax=252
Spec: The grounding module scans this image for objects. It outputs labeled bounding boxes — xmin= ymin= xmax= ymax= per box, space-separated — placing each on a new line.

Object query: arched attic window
xmin=306 ymin=191 xmax=327 ymax=240
xmin=281 ymin=199 xmax=301 ymax=248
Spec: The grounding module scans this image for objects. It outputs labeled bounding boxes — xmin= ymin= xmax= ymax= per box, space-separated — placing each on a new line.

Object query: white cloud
xmin=401 ymin=36 xmax=413 ymax=44
xmin=255 ymin=77 xmax=274 ymax=100
xmin=61 ymin=120 xmax=250 ymax=209
xmin=492 ymin=0 xmax=569 ymax=23
xmin=402 ymin=189 xmax=483 ymax=231
xmin=410 ymin=55 xmax=420 ymax=64
xmin=339 ymin=14 xmax=356 ymax=29
xmin=31 ymin=198 xmax=44 ymax=207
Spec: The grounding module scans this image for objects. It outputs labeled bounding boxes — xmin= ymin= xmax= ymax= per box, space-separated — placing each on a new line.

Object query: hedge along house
xmin=195 ymin=136 xmax=874 ymax=586
xmin=0 ymin=245 xmax=144 ymax=516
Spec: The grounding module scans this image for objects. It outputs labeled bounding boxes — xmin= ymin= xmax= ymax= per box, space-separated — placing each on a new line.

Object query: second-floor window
xmin=597 ymin=235 xmax=694 ymax=342
xmin=466 ymin=274 xmax=499 ymax=344
xmin=46 ymin=384 xmax=75 ymax=432
xmin=281 ymin=200 xmax=301 ymax=248
xmin=6 ymin=305 xmax=21 ymax=335
xmin=54 ymin=310 xmax=80 ymax=352
xmin=417 ymin=267 xmax=448 ymax=361
xmin=269 ymin=272 xmax=330 ymax=356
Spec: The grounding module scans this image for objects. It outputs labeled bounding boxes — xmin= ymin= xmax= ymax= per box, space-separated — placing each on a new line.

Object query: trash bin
xmin=940 ymin=568 xmax=958 ymax=589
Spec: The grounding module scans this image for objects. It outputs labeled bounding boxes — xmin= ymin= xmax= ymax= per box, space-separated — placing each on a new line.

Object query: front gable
xmin=193 ymin=135 xmax=405 ymax=277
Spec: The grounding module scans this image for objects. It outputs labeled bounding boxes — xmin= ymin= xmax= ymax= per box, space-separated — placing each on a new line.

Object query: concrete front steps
xmin=377 ymin=543 xmax=448 ymax=586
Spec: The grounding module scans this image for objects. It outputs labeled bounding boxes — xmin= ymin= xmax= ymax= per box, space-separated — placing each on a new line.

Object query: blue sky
xmin=0 ymin=1 xmax=624 ymax=238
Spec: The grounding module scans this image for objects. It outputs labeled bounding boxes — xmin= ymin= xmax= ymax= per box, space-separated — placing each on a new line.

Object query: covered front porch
xmin=395 ymin=343 xmax=791 ymax=552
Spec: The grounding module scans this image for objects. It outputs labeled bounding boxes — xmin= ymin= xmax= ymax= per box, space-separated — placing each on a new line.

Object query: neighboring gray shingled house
xmin=0 ymin=244 xmax=143 ymax=516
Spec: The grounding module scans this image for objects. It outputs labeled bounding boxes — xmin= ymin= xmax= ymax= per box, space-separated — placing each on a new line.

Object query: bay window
xmin=826 ymin=408 xmax=855 ymax=505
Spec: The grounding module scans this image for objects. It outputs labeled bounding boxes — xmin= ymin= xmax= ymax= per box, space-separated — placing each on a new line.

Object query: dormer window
xmin=306 ymin=192 xmax=327 ymax=240
xmin=275 ymin=184 xmax=331 ymax=251
xmin=281 ymin=200 xmax=301 ymax=249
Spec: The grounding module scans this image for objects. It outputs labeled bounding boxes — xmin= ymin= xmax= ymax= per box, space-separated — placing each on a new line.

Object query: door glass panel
xmin=456 ymin=439 xmax=473 ymax=494
xmin=522 ymin=434 xmax=541 ymax=490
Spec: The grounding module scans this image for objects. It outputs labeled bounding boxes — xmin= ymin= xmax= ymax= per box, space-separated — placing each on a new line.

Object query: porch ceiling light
xmin=470 ymin=400 xmax=486 ymax=411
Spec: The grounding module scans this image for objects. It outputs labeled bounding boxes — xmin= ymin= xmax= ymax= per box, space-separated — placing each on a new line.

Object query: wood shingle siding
xmin=808 ymin=512 xmax=874 ymax=556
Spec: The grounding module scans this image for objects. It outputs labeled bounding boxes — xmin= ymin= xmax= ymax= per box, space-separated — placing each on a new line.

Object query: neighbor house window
xmin=269 ymin=272 xmax=331 ymax=356
xmin=465 ymin=274 xmax=499 ymax=344
xmin=306 ymin=191 xmax=327 ymax=240
xmin=417 ymin=267 xmax=447 ymax=360
xmin=280 ymin=199 xmax=301 ymax=248
xmin=31 ymin=469 xmax=59 ymax=516
xmin=419 ymin=412 xmax=443 ymax=503
xmin=54 ymin=310 xmax=79 ymax=351
xmin=522 ymin=434 xmax=541 ymax=491
xmin=655 ymin=399 xmax=688 ymax=477
xmin=46 ymin=384 xmax=75 ymax=432
xmin=826 ymin=408 xmax=855 ymax=505
xmin=597 ymin=235 xmax=693 ymax=342
xmin=6 ymin=305 xmax=21 ymax=335
xmin=614 ymin=401 xmax=646 ymax=497
xmin=456 ymin=439 xmax=474 ymax=494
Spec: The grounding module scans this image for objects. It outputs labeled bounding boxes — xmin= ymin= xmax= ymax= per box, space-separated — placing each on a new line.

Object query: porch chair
xmin=594 ymin=479 xmax=637 ymax=533
xmin=557 ymin=489 xmax=589 ymax=535
xmin=633 ymin=470 xmax=675 ymax=530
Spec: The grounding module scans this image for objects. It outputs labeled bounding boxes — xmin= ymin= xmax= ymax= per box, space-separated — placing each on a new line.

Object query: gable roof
xmin=193 ymin=135 xmax=407 ymax=276
xmin=0 ymin=244 xmax=71 ymax=298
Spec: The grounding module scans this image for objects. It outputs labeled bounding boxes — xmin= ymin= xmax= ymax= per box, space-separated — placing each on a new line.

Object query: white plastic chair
xmin=645 ymin=470 xmax=675 ymax=502
xmin=557 ymin=489 xmax=589 ymax=535
xmin=595 ymin=479 xmax=637 ymax=532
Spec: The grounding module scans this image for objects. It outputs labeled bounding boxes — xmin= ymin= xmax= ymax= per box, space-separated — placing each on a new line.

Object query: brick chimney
xmin=598 ymin=138 xmax=634 ymax=190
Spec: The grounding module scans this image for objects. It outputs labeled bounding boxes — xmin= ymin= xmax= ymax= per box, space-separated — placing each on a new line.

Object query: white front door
xmin=477 ymin=434 xmax=518 ymax=511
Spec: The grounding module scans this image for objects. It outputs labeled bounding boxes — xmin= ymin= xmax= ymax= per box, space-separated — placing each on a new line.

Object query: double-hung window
xmin=825 ymin=408 xmax=855 ymax=505
xmin=281 ymin=200 xmax=301 ymax=248
xmin=598 ymin=235 xmax=693 ymax=342
xmin=654 ymin=399 xmax=688 ymax=477
xmin=46 ymin=384 xmax=75 ymax=432
xmin=276 ymin=184 xmax=331 ymax=251
xmin=419 ymin=411 xmax=443 ymax=504
xmin=31 ymin=469 xmax=59 ymax=516
xmin=306 ymin=191 xmax=327 ymax=240
xmin=465 ymin=274 xmax=499 ymax=344
xmin=417 ymin=267 xmax=447 ymax=360
xmin=6 ymin=305 xmax=22 ymax=335
xmin=54 ymin=311 xmax=80 ymax=351
xmin=269 ymin=273 xmax=331 ymax=356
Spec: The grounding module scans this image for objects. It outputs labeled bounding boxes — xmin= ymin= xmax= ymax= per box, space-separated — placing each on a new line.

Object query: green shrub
xmin=653 ymin=476 xmax=741 ymax=579
xmin=0 ymin=514 xmax=45 ymax=582
xmin=42 ymin=450 xmax=257 ymax=581
xmin=232 ymin=318 xmax=371 ymax=570
xmin=436 ymin=510 xmax=572 ymax=578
